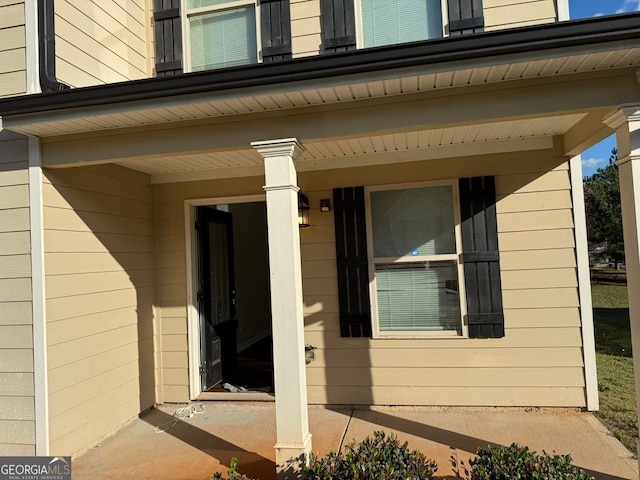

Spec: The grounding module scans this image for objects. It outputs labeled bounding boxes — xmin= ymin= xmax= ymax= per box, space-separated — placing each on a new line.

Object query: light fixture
xmin=298 ymin=191 xmax=310 ymax=227
xmin=320 ymin=198 xmax=331 ymax=212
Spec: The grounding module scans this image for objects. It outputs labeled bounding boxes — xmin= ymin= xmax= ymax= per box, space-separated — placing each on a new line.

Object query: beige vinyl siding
xmin=299 ymin=150 xmax=586 ymax=407
xmin=0 ymin=133 xmax=35 ymax=456
xmin=153 ymin=177 xmax=265 ymax=402
xmin=289 ymin=0 xmax=559 ymax=59
xmin=55 ymin=0 xmax=149 ymax=88
xmin=43 ymin=164 xmax=155 ymax=455
xmin=154 ymin=149 xmax=585 ymax=407
xmin=0 ymin=1 xmax=26 ymax=98
xmin=483 ymin=0 xmax=557 ymax=31
xmin=291 ymin=0 xmax=322 ymax=58
xmin=154 ymin=200 xmax=188 ymax=402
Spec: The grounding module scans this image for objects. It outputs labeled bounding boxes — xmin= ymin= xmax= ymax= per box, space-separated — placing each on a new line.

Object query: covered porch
xmin=1 ymin=13 xmax=640 ymax=478
xmin=70 ymin=402 xmax=637 ymax=480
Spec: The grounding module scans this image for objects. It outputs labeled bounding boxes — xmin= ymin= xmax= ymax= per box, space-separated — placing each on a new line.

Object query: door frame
xmin=185 ymin=194 xmax=266 ymax=399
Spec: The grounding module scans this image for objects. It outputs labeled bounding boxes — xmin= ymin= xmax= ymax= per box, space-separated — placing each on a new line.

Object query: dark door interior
xmin=197 ymin=206 xmax=237 ymax=391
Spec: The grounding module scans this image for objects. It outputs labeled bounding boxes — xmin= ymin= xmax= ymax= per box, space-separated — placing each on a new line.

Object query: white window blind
xmin=360 ymin=0 xmax=443 ymax=48
xmin=376 ymin=262 xmax=460 ymax=332
xmin=370 ymin=186 xmax=455 ymax=258
xmin=188 ymin=0 xmax=240 ymax=7
xmin=190 ymin=7 xmax=257 ymax=71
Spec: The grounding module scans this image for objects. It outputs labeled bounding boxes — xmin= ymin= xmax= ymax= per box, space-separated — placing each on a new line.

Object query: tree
xmin=583 ymin=148 xmax=624 ymax=268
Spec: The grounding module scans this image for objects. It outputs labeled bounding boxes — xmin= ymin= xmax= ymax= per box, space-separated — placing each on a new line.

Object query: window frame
xmin=354 ymin=0 xmax=449 ymax=49
xmin=182 ymin=0 xmax=262 ymax=73
xmin=365 ymin=180 xmax=468 ymax=339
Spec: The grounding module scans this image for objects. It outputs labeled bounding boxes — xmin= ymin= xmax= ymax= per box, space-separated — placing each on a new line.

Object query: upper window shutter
xmin=260 ymin=0 xmax=292 ymax=62
xmin=333 ymin=187 xmax=372 ymax=337
xmin=459 ymin=176 xmax=504 ymax=339
xmin=154 ymin=0 xmax=183 ymax=75
xmin=448 ymin=0 xmax=484 ymax=36
xmin=321 ymin=0 xmax=357 ymax=53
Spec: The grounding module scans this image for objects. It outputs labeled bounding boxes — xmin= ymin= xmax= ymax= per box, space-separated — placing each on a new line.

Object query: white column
xmin=604 ymin=105 xmax=640 ymax=459
xmin=252 ymin=138 xmax=311 ymax=478
xmin=569 ymin=154 xmax=599 ymax=411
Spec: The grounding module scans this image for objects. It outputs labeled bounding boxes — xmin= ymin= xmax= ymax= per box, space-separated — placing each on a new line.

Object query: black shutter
xmin=448 ymin=0 xmax=485 ymax=36
xmin=459 ymin=176 xmax=504 ymax=339
xmin=154 ymin=0 xmax=183 ymax=75
xmin=333 ymin=187 xmax=371 ymax=337
xmin=321 ymin=0 xmax=356 ymax=53
xmin=260 ymin=0 xmax=292 ymax=62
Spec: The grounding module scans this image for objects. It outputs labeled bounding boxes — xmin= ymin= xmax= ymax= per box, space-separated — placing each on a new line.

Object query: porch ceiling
xmin=118 ymin=113 xmax=587 ymax=183
xmin=1 ymin=13 xmax=639 ymax=181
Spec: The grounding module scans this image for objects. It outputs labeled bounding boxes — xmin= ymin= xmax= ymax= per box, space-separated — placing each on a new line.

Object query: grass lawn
xmin=591 ymin=274 xmax=638 ymax=455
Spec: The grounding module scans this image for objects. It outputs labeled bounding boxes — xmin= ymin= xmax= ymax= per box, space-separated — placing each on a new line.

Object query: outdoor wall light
xmin=320 ymin=199 xmax=331 ymax=212
xmin=298 ymin=191 xmax=310 ymax=227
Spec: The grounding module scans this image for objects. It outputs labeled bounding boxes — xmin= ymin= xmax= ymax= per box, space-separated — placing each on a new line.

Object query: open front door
xmin=196 ymin=206 xmax=237 ymax=391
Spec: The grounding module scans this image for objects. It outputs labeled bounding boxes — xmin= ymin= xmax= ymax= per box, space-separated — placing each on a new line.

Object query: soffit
xmin=117 ymin=113 xmax=587 ymax=182
xmin=7 ymin=45 xmax=640 ymax=139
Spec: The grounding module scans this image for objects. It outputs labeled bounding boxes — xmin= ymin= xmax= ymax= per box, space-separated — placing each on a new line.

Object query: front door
xmin=196 ymin=206 xmax=237 ymax=391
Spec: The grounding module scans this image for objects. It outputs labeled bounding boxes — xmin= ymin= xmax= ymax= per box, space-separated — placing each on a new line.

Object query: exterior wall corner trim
xmin=29 ymin=137 xmax=50 ymax=454
xmin=570 ymin=154 xmax=599 ymax=411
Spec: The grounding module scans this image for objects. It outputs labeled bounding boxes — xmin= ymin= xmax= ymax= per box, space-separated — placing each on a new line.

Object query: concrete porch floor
xmin=71 ymin=402 xmax=638 ymax=480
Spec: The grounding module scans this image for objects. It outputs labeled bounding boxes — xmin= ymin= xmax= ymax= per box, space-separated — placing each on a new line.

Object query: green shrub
xmin=302 ymin=430 xmax=437 ymax=480
xmin=467 ymin=444 xmax=595 ymax=480
xmin=205 ymin=457 xmax=255 ymax=480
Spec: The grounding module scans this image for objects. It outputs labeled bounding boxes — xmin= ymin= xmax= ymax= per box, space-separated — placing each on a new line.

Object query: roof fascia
xmin=0 ymin=12 xmax=639 ymax=118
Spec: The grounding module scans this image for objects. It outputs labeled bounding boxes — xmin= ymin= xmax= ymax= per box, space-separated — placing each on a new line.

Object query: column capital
xmin=603 ymin=104 xmax=640 ymax=129
xmin=252 ymin=138 xmax=303 ymax=160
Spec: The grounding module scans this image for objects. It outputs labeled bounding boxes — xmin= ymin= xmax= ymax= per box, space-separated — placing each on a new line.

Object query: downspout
xmin=24 ymin=1 xmax=52 ymax=456
xmin=38 ymin=0 xmax=70 ymax=92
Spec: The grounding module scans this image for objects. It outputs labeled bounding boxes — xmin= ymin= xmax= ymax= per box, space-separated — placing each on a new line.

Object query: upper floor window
xmin=358 ymin=0 xmax=444 ymax=48
xmin=186 ymin=0 xmax=259 ymax=71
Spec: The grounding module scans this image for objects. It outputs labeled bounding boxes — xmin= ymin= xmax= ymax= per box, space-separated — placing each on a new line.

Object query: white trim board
xmin=570 ymin=154 xmax=599 ymax=411
xmin=29 ymin=137 xmax=50 ymax=454
xmin=24 ymin=1 xmax=41 ymax=95
xmin=557 ymin=0 xmax=570 ymax=21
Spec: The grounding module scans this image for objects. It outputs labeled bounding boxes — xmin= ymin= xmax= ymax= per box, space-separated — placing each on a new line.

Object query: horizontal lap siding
xmin=153 ymin=193 xmax=188 ymax=403
xmin=483 ymin=0 xmax=557 ymax=31
xmin=299 ymin=151 xmax=586 ymax=407
xmin=153 ymin=177 xmax=265 ymax=402
xmin=307 ymin=387 xmax=587 ymax=406
xmin=55 ymin=0 xmax=149 ymax=87
xmin=0 ymin=134 xmax=34 ymax=456
xmin=145 ymin=152 xmax=583 ymax=408
xmin=291 ymin=0 xmax=321 ymax=58
xmin=44 ymin=164 xmax=155 ymax=455
xmin=289 ymin=0 xmax=558 ymax=57
xmin=0 ymin=1 xmax=26 ymax=98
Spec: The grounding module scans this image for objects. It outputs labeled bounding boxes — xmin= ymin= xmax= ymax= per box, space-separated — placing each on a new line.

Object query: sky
xmin=567 ymin=0 xmax=640 ymax=175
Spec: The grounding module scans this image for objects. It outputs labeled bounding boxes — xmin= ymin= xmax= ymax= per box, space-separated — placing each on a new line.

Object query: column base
xmin=275 ymin=433 xmax=312 ymax=480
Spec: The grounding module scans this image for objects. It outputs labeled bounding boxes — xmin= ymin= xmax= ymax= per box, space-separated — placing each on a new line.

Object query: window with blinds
xmin=186 ymin=0 xmax=258 ymax=71
xmin=359 ymin=0 xmax=443 ymax=48
xmin=367 ymin=183 xmax=465 ymax=336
